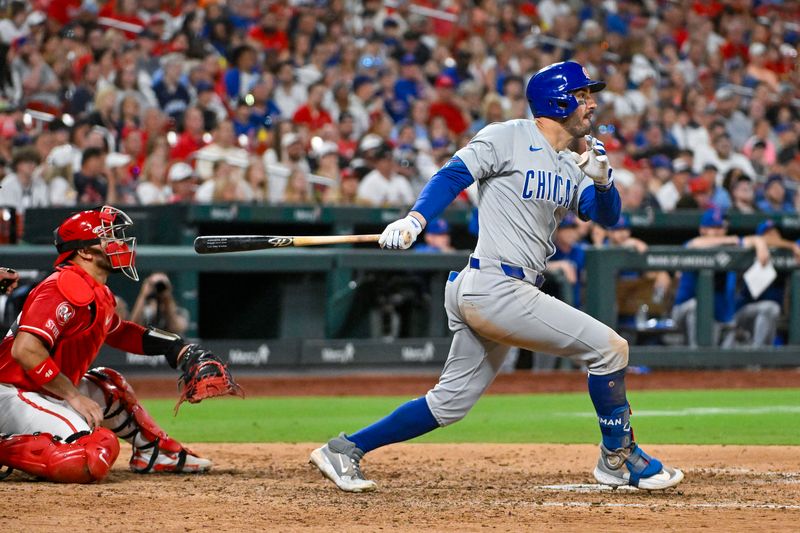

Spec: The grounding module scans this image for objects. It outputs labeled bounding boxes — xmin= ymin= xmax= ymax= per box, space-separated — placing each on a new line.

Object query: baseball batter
xmin=310 ymin=61 xmax=683 ymax=492
xmin=0 ymin=205 xmax=241 ymax=482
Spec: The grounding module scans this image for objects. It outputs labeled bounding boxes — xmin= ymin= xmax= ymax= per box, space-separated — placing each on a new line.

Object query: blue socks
xmin=588 ymin=369 xmax=633 ymax=450
xmin=347 ymin=397 xmax=440 ymax=454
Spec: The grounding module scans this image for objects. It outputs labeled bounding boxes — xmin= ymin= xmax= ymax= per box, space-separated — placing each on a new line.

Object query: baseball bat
xmin=194 ymin=234 xmax=391 ymax=254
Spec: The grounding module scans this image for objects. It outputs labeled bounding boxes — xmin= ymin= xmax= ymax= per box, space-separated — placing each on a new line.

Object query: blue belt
xmin=468 ymin=257 xmax=545 ymax=288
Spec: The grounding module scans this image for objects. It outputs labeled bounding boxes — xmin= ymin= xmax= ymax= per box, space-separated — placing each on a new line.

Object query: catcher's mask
xmin=53 ymin=205 xmax=139 ymax=281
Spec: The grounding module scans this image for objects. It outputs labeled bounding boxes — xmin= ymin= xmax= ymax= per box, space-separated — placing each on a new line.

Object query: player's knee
xmin=606 ymin=334 xmax=629 ymax=372
xmin=425 ymin=389 xmax=469 ymax=427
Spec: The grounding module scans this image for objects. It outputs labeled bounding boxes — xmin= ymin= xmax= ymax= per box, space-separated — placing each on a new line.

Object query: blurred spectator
xmin=693 ymin=133 xmax=757 ymax=185
xmin=603 ymin=215 xmax=672 ymax=327
xmin=130 ymin=272 xmax=189 ymax=335
xmin=74 ymin=146 xmax=113 ymax=205
xmin=195 ymin=158 xmax=252 ymax=204
xmin=676 ymin=164 xmax=716 ymax=210
xmin=429 ymin=75 xmax=468 ymax=136
xmin=730 ymin=220 xmax=799 ymax=347
xmin=356 ymin=143 xmax=414 ymax=207
xmin=272 ymin=60 xmax=306 ymax=121
xmin=656 ymin=159 xmax=692 ymax=212
xmin=105 ymin=151 xmax=136 ymax=205
xmin=414 ymin=218 xmax=454 ymax=253
xmin=283 ymin=168 xmax=312 ymax=204
xmin=0 ymin=147 xmax=46 ymax=213
xmin=547 ymin=214 xmax=584 ymax=307
xmin=153 ymin=55 xmax=190 ymax=122
xmin=244 ymin=157 xmax=269 ymax=204
xmin=195 ymin=119 xmax=249 ymax=181
xmin=312 ymin=141 xmax=341 ymax=204
xmin=0 ymin=2 xmax=29 ymax=46
xmin=169 ymin=106 xmax=208 ymax=161
xmin=41 ymin=144 xmax=77 ymax=206
xmin=348 ymin=74 xmax=376 ymax=138
xmin=12 ymin=36 xmax=60 ymax=109
xmin=711 ymin=86 xmax=752 ymax=150
xmin=725 ymin=172 xmax=757 ymax=214
xmin=266 ymin=131 xmax=311 ymax=203
xmin=292 ymin=81 xmax=332 ymax=134
xmin=223 ymin=45 xmax=259 ymax=104
xmin=757 ymin=175 xmax=795 ymax=214
xmin=167 ymin=161 xmax=197 ymax=204
xmin=137 ymin=153 xmax=172 ymax=205
xmin=671 ymin=209 xmax=770 ymax=347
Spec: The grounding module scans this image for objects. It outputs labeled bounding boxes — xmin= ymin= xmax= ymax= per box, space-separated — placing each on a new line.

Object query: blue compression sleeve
xmin=578 ymin=181 xmax=621 ymax=227
xmin=347 ymin=397 xmax=440 ymax=454
xmin=411 ymin=157 xmax=474 ymax=222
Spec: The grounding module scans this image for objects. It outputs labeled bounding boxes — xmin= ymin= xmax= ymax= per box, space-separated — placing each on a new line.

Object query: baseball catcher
xmin=0 ymin=205 xmax=242 ymax=483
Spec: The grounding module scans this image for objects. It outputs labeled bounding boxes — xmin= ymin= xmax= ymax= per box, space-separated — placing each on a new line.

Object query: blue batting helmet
xmin=526 ymin=61 xmax=606 ymax=119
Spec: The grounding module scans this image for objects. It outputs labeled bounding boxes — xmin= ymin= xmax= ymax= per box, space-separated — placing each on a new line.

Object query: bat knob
xmin=401 ymin=231 xmax=413 ymax=248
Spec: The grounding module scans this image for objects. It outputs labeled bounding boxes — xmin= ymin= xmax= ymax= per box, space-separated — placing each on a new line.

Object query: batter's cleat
xmin=129 ymin=441 xmax=212 ymax=474
xmin=309 ymin=433 xmax=377 ymax=493
xmin=593 ymin=443 xmax=684 ymax=490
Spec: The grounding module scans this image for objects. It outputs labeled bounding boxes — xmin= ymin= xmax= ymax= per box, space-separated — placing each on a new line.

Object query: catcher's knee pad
xmin=84 ymin=367 xmax=191 ymax=472
xmin=84 ymin=367 xmax=168 ymax=442
xmin=0 ymin=428 xmax=119 ymax=483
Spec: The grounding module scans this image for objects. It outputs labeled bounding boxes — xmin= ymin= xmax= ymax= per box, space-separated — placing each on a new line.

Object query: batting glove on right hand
xmin=379 ymin=215 xmax=422 ymax=250
xmin=575 ymin=135 xmax=612 ymax=187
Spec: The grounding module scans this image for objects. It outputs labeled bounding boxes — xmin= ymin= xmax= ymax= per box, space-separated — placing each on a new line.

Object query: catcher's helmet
xmin=53 ymin=205 xmax=138 ymax=281
xmin=526 ymin=61 xmax=606 ymax=119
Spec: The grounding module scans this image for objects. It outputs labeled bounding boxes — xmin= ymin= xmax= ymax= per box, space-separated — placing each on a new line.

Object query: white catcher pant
xmin=425 ymin=258 xmax=629 ymax=427
xmin=0 ymin=377 xmax=144 ymax=446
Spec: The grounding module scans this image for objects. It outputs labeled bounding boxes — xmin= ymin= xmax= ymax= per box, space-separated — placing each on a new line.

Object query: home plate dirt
xmin=1 ymin=443 xmax=798 ymax=532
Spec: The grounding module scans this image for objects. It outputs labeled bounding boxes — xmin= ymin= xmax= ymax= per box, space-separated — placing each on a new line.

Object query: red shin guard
xmin=0 ymin=428 xmax=120 ymax=483
xmin=84 ymin=367 xmax=195 ymax=472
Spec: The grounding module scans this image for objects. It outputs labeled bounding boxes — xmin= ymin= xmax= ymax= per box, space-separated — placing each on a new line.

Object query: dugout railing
xmin=1 ymin=244 xmax=799 ymax=371
xmin=585 ymin=246 xmax=800 ymax=367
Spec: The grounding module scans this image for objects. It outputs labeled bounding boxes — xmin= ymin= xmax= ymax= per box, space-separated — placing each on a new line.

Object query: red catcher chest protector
xmin=53 ymin=265 xmax=117 ymax=385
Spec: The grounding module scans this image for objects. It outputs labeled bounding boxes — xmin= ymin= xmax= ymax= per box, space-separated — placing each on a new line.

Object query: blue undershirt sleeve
xmin=411 ymin=157 xmax=475 ymax=222
xmin=578 ymin=183 xmax=622 ymax=227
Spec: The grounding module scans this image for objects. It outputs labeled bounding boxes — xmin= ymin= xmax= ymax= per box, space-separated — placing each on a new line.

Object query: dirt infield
xmin=4 ymin=371 xmax=799 ymax=531
xmin=1 ymin=443 xmax=798 ymax=532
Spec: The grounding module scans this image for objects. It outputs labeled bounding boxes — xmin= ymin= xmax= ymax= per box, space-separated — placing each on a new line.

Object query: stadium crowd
xmin=0 ymin=0 xmax=796 ymax=216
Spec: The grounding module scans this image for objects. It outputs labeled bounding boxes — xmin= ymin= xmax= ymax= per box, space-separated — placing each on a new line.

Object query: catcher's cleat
xmin=129 ymin=440 xmax=212 ymax=473
xmin=309 ymin=433 xmax=377 ymax=493
xmin=593 ymin=443 xmax=684 ymax=490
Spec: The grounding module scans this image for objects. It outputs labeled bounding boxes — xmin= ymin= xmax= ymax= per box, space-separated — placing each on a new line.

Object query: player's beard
xmin=563 ymin=110 xmax=592 ymax=138
xmin=86 ymin=247 xmax=115 ymax=274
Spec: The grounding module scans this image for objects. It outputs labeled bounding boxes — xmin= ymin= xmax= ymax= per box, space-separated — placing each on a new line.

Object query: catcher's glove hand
xmin=175 ymin=344 xmax=244 ymax=413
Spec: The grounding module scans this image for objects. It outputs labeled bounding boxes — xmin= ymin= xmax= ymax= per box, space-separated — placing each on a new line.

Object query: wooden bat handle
xmin=292 ymin=234 xmax=381 ymax=246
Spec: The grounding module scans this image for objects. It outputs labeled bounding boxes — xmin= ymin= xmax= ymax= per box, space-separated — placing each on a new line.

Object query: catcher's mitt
xmin=175 ymin=344 xmax=244 ymax=413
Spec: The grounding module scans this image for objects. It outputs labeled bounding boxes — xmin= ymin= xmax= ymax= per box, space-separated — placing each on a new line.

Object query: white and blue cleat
xmin=593 ymin=443 xmax=684 ymax=491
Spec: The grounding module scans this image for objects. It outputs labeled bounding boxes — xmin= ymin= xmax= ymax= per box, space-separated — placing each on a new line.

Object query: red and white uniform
xmin=0 ymin=263 xmax=146 ymax=438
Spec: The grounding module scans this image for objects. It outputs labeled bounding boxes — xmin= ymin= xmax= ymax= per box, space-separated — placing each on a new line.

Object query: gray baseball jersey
xmin=454 ymin=119 xmax=594 ymax=273
xmin=423 ymin=119 xmax=627 ymax=426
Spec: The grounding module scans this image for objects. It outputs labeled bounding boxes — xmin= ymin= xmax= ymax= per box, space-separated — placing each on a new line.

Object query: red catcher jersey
xmin=0 ymin=266 xmax=121 ymax=391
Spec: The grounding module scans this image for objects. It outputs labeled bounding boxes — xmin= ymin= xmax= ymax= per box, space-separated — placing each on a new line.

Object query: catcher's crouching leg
xmin=82 ymin=367 xmax=212 ymax=474
xmin=0 ymin=428 xmax=119 ymax=483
